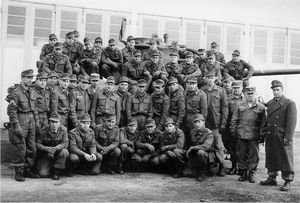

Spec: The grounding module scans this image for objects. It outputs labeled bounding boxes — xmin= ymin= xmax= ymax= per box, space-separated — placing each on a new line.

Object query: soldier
xmin=62 ymin=32 xmax=81 ymax=75
xmin=36 ymin=33 xmax=58 ymax=72
xmin=231 ymin=87 xmax=266 ymax=183
xmin=33 ymin=72 xmax=50 ymax=130
xmin=151 ymin=79 xmax=170 ymax=131
xmin=144 ymin=51 xmax=168 ymax=83
xmin=126 ymin=79 xmax=153 ymax=131
xmin=69 ymin=75 xmax=91 ymax=129
xmin=184 ymin=76 xmax=208 ymax=143
xmin=222 ymin=75 xmax=234 ymax=97
xmin=73 ymin=30 xmax=84 ymax=54
xmin=6 ymin=69 xmax=39 ymax=181
xmin=225 ymin=80 xmax=245 ymax=175
xmin=164 ymin=52 xmax=183 ymax=80
xmin=94 ymin=115 xmax=121 ymax=175
xmin=142 ymin=39 xmax=162 ymax=61
xmin=101 ymin=39 xmax=123 ymax=82
xmin=68 ymin=114 xmax=102 ymax=175
xmin=179 ymin=51 xmax=201 ymax=86
xmin=184 ymin=114 xmax=214 ymax=181
xmin=115 ymin=76 xmax=131 ymax=127
xmin=119 ymin=118 xmax=140 ymax=172
xmin=42 ymin=42 xmax=72 ymax=75
xmin=87 ymin=73 xmax=101 ymax=101
xmin=168 ymin=77 xmax=185 ymax=128
xmin=202 ymin=70 xmax=228 ymax=177
xmin=50 ymin=73 xmax=71 ymax=128
xmin=90 ymin=76 xmax=121 ymax=126
xmin=154 ymin=117 xmax=185 ymax=178
xmin=122 ymin=36 xmax=136 ymax=63
xmin=200 ymin=51 xmax=222 ymax=86
xmin=210 ymin=42 xmax=226 ymax=67
xmin=46 ymin=71 xmax=59 ymax=93
xmin=94 ymin=36 xmax=103 ymax=51
xmin=193 ymin=49 xmax=207 ymax=69
xmin=36 ymin=114 xmax=69 ymax=180
xmin=122 ymin=50 xmax=152 ymax=87
xmin=260 ymin=80 xmax=297 ymax=191
xmin=80 ymin=37 xmax=101 ymax=76
xmin=223 ymin=50 xmax=254 ymax=88
xmin=68 ymin=74 xmax=78 ymax=93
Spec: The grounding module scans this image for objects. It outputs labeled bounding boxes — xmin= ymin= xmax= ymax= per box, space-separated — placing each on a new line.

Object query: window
xmin=85 ymin=13 xmax=102 ymax=41
xmin=186 ymin=23 xmax=201 ymax=49
xmin=109 ymin=15 xmax=123 ymax=40
xmin=7 ymin=6 xmax=26 ymax=46
xmin=34 ymin=9 xmax=53 ymax=47
xmin=226 ymin=26 xmax=241 ymax=58
xmin=60 ymin=11 xmax=78 ymax=39
xmin=206 ymin=24 xmax=222 ymax=49
xmin=290 ymin=32 xmax=300 ymax=65
xmin=253 ymin=30 xmax=267 ymax=63
xmin=165 ymin=21 xmax=180 ymax=43
xmin=272 ymin=31 xmax=286 ymax=64
xmin=142 ymin=18 xmax=158 ymax=38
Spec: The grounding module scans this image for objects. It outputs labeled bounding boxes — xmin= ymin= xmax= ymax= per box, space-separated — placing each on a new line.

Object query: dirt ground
xmin=1 ymin=135 xmax=300 ymax=202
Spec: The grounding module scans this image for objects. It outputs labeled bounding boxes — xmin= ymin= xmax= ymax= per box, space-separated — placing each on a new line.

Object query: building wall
xmin=1 ymin=0 xmax=300 ymax=129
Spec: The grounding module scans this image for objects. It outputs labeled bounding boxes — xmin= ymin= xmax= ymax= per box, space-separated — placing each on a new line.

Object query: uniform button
xmin=274 ymin=124 xmax=277 ymax=126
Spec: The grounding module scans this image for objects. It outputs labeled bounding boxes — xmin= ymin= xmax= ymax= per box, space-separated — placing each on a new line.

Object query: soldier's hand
xmin=283 ymin=138 xmax=291 ymax=146
xmin=186 ymin=149 xmax=192 ymax=158
xmin=112 ymin=62 xmax=118 ymax=69
xmin=146 ymin=144 xmax=155 ymax=153
xmin=160 ymin=146 xmax=168 ymax=152
xmin=48 ymin=147 xmax=57 ymax=154
xmin=128 ymin=141 xmax=134 ymax=147
xmin=101 ymin=147 xmax=109 ymax=155
xmin=13 ymin=123 xmax=23 ymax=137
xmin=84 ymin=153 xmax=92 ymax=161
xmin=90 ymin=154 xmax=97 ymax=161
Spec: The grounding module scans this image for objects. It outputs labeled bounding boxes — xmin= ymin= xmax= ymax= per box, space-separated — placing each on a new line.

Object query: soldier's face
xmin=49 ymin=38 xmax=57 ymax=46
xmin=154 ymin=85 xmax=164 ymax=94
xmin=80 ymin=121 xmax=91 ymax=131
xmin=85 ymin=42 xmax=93 ymax=51
xmin=50 ymin=120 xmax=60 ymax=131
xmin=137 ymin=85 xmax=146 ymax=93
xmin=151 ymin=56 xmax=159 ymax=63
xmin=170 ymin=82 xmax=179 ymax=92
xmin=94 ymin=42 xmax=102 ymax=49
xmin=232 ymin=54 xmax=240 ymax=62
xmin=91 ymin=80 xmax=99 ymax=88
xmin=165 ymin=123 xmax=175 ymax=133
xmin=245 ymin=92 xmax=256 ymax=102
xmin=211 ymin=46 xmax=218 ymax=53
xmin=205 ymin=76 xmax=216 ymax=86
xmin=54 ymin=47 xmax=62 ymax=55
xmin=170 ymin=56 xmax=178 ymax=63
xmin=109 ymin=43 xmax=116 ymax=51
xmin=133 ymin=55 xmax=141 ymax=62
xmin=223 ymin=80 xmax=232 ymax=89
xmin=65 ymin=37 xmax=74 ymax=45
xmin=127 ymin=40 xmax=135 ymax=48
xmin=194 ymin=120 xmax=204 ymax=129
xmin=128 ymin=124 xmax=137 ymax=133
xmin=146 ymin=125 xmax=156 ymax=134
xmin=79 ymin=81 xmax=89 ymax=90
xmin=233 ymin=87 xmax=242 ymax=95
xmin=36 ymin=79 xmax=47 ymax=89
xmin=106 ymin=119 xmax=116 ymax=129
xmin=119 ymin=82 xmax=128 ymax=92
xmin=60 ymin=79 xmax=70 ymax=89
xmin=185 ymin=56 xmax=193 ymax=64
xmin=22 ymin=76 xmax=33 ymax=87
xmin=207 ymin=56 xmax=216 ymax=64
xmin=105 ymin=82 xmax=115 ymax=91
xmin=272 ymin=87 xmax=283 ymax=98
xmin=186 ymin=82 xmax=197 ymax=91
xmin=74 ymin=35 xmax=79 ymax=42
xmin=48 ymin=77 xmax=58 ymax=86
xmin=150 ymin=43 xmax=157 ymax=50
xmin=198 ymin=52 xmax=206 ymax=59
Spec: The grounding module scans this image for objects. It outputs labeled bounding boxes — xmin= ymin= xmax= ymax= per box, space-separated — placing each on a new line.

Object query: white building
xmin=1 ymin=0 xmax=300 ymax=129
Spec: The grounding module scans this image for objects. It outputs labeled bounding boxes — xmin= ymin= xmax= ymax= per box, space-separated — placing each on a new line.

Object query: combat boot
xmin=115 ymin=162 xmax=124 ymax=174
xmin=238 ymin=170 xmax=248 ymax=181
xmin=248 ymin=171 xmax=256 ymax=183
xmin=51 ymin=168 xmax=60 ymax=180
xmin=15 ymin=167 xmax=25 ymax=182
xmin=24 ymin=168 xmax=40 ymax=179
xmin=173 ymin=167 xmax=183 ymax=179
xmin=218 ymin=163 xmax=226 ymax=177
xmin=280 ymin=181 xmax=291 ymax=191
xmin=260 ymin=176 xmax=277 ymax=186
xmin=197 ymin=167 xmax=206 ymax=182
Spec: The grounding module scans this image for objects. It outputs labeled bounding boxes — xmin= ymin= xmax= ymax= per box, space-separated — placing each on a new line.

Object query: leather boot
xmin=197 ymin=167 xmax=206 ymax=181
xmin=24 ymin=168 xmax=40 ymax=179
xmin=260 ymin=176 xmax=277 ymax=186
xmin=248 ymin=171 xmax=256 ymax=183
xmin=15 ymin=167 xmax=25 ymax=182
xmin=280 ymin=181 xmax=291 ymax=191
xmin=238 ymin=170 xmax=248 ymax=181
xmin=173 ymin=167 xmax=183 ymax=179
xmin=218 ymin=163 xmax=226 ymax=177
xmin=52 ymin=168 xmax=60 ymax=180
xmin=116 ymin=162 xmax=124 ymax=174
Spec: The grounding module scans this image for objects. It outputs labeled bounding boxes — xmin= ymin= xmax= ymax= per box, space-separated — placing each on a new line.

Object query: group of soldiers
xmin=5 ymin=30 xmax=297 ymax=192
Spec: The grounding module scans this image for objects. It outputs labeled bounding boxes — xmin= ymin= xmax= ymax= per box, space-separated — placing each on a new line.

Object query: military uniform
xmin=62 ymin=42 xmax=81 ymax=74
xmin=122 ymin=59 xmax=151 ymax=84
xmin=115 ymin=76 xmax=131 ymax=127
xmin=45 ymin=71 xmax=59 ymax=94
xmin=87 ymin=73 xmax=101 ymax=101
xmin=143 ymin=52 xmax=168 ymax=80
xmin=36 ymin=34 xmax=57 ymax=72
xmin=122 ymin=46 xmax=135 ymax=63
xmin=80 ymin=38 xmax=101 ymax=76
xmin=164 ymin=62 xmax=183 ymax=79
xmin=179 ymin=62 xmax=201 ymax=86
xmin=42 ymin=53 xmax=72 ymax=75
xmin=36 ymin=119 xmax=69 ymax=178
xmin=200 ymin=60 xmax=222 ymax=85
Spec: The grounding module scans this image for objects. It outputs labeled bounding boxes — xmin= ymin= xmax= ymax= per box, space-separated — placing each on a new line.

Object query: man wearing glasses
xmin=80 ymin=37 xmax=101 ymax=76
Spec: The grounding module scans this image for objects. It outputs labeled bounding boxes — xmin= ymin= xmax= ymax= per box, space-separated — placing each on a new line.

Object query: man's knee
xmin=69 ymin=153 xmax=80 ymax=163
xmin=159 ymin=154 xmax=169 ymax=164
xmin=111 ymin=147 xmax=121 ymax=157
xmin=151 ymin=156 xmax=160 ymax=165
xmin=58 ymin=148 xmax=69 ymax=158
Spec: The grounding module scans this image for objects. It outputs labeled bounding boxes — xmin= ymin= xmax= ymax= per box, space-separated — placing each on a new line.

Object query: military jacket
xmin=69 ymin=126 xmax=96 ymax=156
xmin=42 ymin=53 xmax=72 ymax=75
xmin=190 ymin=127 xmax=214 ymax=151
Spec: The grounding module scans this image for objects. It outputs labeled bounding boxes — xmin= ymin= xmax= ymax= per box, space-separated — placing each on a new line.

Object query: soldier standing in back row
xmin=115 ymin=76 xmax=131 ymax=127
xmin=210 ymin=42 xmax=226 ymax=68
xmin=122 ymin=36 xmax=136 ymax=63
xmin=62 ymin=32 xmax=81 ymax=75
xmin=80 ymin=38 xmax=101 ymax=76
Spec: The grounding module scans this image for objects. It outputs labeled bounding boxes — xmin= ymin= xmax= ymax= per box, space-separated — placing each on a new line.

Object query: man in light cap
xmin=154 ymin=117 xmax=186 ymax=178
xmin=101 ymin=39 xmax=123 ymax=81
xmin=202 ymin=70 xmax=228 ymax=177
xmin=168 ymin=77 xmax=185 ymax=128
xmin=62 ymin=32 xmax=81 ymax=75
xmin=42 ymin=42 xmax=72 ymax=75
xmin=36 ymin=114 xmax=69 ymax=180
xmin=231 ymin=86 xmax=266 ymax=183
xmin=119 ymin=118 xmax=140 ymax=173
xmin=179 ymin=51 xmax=201 ymax=86
xmin=122 ymin=36 xmax=136 ymax=63
xmin=225 ymin=80 xmax=245 ymax=175
xmin=122 ymin=50 xmax=152 ymax=88
xmin=87 ymin=73 xmax=101 ymax=101
xmin=6 ymin=69 xmax=40 ymax=181
xmin=183 ymin=114 xmax=214 ymax=181
xmin=151 ymin=79 xmax=170 ymax=131
xmin=200 ymin=51 xmax=222 ymax=86
xmin=224 ymin=50 xmax=254 ymax=88
xmin=90 ymin=76 xmax=121 ymax=126
xmin=164 ymin=52 xmax=183 ymax=80
xmin=94 ymin=115 xmax=122 ymax=174
xmin=210 ymin=42 xmax=226 ymax=67
xmin=116 ymin=76 xmax=131 ymax=127
xmin=50 ymin=73 xmax=71 ymax=128
xmin=36 ymin=33 xmax=58 ymax=72
xmin=260 ymin=80 xmax=297 ymax=191
xmin=80 ymin=37 xmax=101 ymax=76
xmin=68 ymin=114 xmax=102 ymax=175
xmin=126 ymin=79 xmax=153 ymax=131
xmin=33 ymin=72 xmax=50 ymax=130
xmin=69 ymin=75 xmax=91 ymax=130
